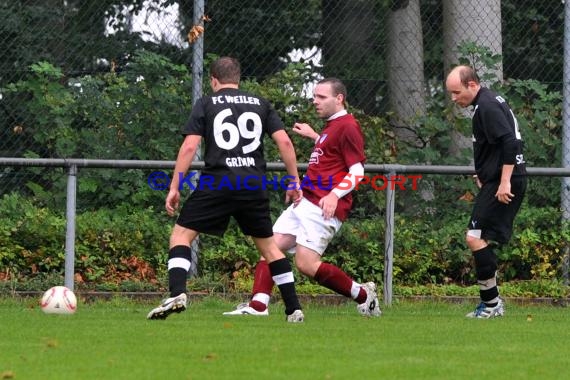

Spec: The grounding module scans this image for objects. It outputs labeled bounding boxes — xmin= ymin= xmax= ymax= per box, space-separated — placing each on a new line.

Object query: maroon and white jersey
xmin=301 ymin=113 xmax=366 ymax=221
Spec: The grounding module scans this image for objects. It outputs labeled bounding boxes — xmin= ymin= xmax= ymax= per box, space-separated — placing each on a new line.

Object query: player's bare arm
xmin=496 ymin=164 xmax=515 ymax=204
xmin=272 ymin=129 xmax=302 ymax=203
xmin=166 ymin=134 xmax=201 ymax=216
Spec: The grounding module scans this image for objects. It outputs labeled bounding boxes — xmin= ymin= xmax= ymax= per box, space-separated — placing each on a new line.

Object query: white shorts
xmin=273 ymin=198 xmax=342 ymax=255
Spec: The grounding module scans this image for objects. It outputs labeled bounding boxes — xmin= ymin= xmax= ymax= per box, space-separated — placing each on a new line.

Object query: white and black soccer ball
xmin=40 ymin=286 xmax=77 ymax=314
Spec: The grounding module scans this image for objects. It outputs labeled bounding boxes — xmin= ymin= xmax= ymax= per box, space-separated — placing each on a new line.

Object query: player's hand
xmin=319 ymin=193 xmax=339 ymax=220
xmin=285 ymin=188 xmax=303 ymax=206
xmin=495 ymin=181 xmax=514 ymax=204
xmin=473 ymin=175 xmax=482 ymax=189
xmin=292 ymin=122 xmax=318 ymax=140
xmin=165 ymin=189 xmax=180 ymax=216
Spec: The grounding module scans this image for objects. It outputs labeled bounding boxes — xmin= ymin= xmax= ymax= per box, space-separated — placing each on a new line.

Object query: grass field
xmin=1 ymin=296 xmax=569 ymax=380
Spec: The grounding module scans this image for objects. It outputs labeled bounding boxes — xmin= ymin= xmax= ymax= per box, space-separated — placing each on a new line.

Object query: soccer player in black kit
xmin=446 ymin=65 xmax=526 ymax=318
xmin=147 ymin=56 xmax=305 ymax=322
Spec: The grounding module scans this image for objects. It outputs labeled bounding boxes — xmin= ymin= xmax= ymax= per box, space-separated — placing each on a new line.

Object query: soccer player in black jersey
xmin=446 ymin=65 xmax=527 ymax=318
xmin=147 ymin=56 xmax=304 ymax=322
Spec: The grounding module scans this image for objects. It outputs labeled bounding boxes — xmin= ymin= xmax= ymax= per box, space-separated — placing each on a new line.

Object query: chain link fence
xmin=1 ymin=1 xmax=564 ymax=147
xmin=0 ymin=0 xmax=568 ymax=287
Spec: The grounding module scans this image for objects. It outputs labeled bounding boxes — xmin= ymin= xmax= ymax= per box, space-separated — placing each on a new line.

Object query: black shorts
xmin=467 ymin=176 xmax=526 ymax=244
xmin=176 ymin=189 xmax=273 ymax=238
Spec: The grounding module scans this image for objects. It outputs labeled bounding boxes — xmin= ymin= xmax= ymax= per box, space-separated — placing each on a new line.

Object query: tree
xmin=177 ymin=0 xmax=321 ymax=79
xmin=387 ymin=0 xmax=426 ymax=145
xmin=442 ymin=0 xmax=503 ymax=157
xmin=443 ymin=0 xmax=503 ymax=82
xmin=502 ymin=0 xmax=564 ymax=87
xmin=321 ymin=0 xmax=385 ymax=114
xmin=0 ymin=0 xmax=175 ymax=157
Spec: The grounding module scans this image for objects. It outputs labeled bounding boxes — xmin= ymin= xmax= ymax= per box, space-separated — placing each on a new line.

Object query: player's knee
xmin=170 ymin=225 xmax=197 ymax=246
xmin=294 ymin=260 xmax=313 ymax=277
xmin=466 ymin=230 xmax=485 ymax=251
xmin=294 ymin=256 xmax=319 ymax=277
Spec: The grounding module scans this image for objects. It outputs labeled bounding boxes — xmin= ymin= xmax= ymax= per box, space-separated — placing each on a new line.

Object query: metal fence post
xmin=188 ymin=0 xmax=205 ymax=278
xmin=64 ymin=164 xmax=77 ymax=290
xmin=563 ymin=0 xmax=570 ymax=285
xmin=383 ymin=171 xmax=396 ymax=305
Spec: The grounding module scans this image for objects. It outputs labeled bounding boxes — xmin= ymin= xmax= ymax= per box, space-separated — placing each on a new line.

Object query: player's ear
xmin=210 ymin=76 xmax=219 ymax=90
xmin=467 ymin=80 xmax=478 ymax=90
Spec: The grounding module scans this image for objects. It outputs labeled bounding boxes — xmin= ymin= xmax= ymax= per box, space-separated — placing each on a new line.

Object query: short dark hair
xmin=210 ymin=56 xmax=241 ymax=84
xmin=318 ymin=77 xmax=347 ymax=103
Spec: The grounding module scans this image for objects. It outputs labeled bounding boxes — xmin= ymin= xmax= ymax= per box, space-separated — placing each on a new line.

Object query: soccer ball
xmin=40 ymin=286 xmax=77 ymax=314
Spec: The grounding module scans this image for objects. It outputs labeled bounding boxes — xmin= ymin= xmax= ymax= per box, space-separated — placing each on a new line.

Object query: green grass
xmin=1 ymin=296 xmax=569 ymax=380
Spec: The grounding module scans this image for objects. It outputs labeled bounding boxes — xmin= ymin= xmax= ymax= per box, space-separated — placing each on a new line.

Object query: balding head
xmin=448 ymin=65 xmax=480 ymax=87
xmin=445 ymin=65 xmax=481 ymax=108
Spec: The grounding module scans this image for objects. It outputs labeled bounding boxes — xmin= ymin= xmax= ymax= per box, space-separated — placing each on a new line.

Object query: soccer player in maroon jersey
xmin=224 ymin=78 xmax=381 ymax=317
xmin=147 ymin=56 xmax=304 ymax=322
xmin=446 ymin=65 xmax=526 ymax=318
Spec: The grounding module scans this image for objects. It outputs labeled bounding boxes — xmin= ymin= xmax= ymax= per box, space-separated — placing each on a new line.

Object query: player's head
xmin=210 ymin=56 xmax=241 ymax=87
xmin=313 ymin=77 xmax=347 ymax=119
xmin=445 ymin=65 xmax=481 ymax=107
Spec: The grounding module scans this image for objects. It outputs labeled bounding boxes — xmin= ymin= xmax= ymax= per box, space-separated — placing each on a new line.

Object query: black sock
xmin=268 ymin=258 xmax=301 ymax=315
xmin=168 ymin=245 xmax=192 ymax=297
xmin=473 ymin=246 xmax=499 ymax=304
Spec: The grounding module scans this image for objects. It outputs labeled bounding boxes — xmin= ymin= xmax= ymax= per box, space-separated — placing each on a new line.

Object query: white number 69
xmin=213 ymin=108 xmax=262 ymax=154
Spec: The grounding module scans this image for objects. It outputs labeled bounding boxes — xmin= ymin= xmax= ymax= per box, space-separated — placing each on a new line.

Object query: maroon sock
xmin=355 ymin=288 xmax=367 ymax=304
xmin=314 ymin=262 xmax=354 ymax=299
xmin=248 ymin=260 xmax=273 ymax=311
xmin=249 ymin=300 xmax=267 ymax=312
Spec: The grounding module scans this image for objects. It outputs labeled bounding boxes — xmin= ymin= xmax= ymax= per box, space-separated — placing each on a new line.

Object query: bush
xmin=0 ymin=192 xmax=170 ymax=290
xmin=2 ymin=189 xmax=569 ymax=293
xmin=1 ymin=50 xmax=569 ymax=297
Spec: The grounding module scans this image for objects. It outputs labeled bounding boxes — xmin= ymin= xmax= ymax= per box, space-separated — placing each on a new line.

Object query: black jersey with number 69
xmin=182 ymin=87 xmax=285 ymax=199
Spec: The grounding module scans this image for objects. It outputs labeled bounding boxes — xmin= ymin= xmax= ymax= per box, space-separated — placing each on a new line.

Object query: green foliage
xmin=73 ymin=204 xmax=170 ymax=285
xmin=4 ymin=62 xmax=77 ymax=158
xmin=395 ymin=284 xmax=479 ymax=297
xmin=0 ymin=193 xmax=66 ymax=275
xmin=374 ymin=203 xmax=570 ymax=288
xmin=70 ymin=49 xmax=191 ymax=164
xmin=197 ymin=222 xmax=258 ymax=290
xmin=3 ymin=50 xmax=192 ymax=210
xmin=1 ymin=188 xmax=568 ymax=294
xmin=498 ymin=206 xmax=570 ymax=282
xmin=324 ymin=219 xmax=385 ymax=284
xmin=356 ymin=110 xmax=398 ymax=164
xmin=456 ymin=42 xmax=503 ymax=84
xmin=499 ymin=279 xmax=570 ymax=298
xmin=502 ymin=0 xmax=564 ymax=85
xmin=391 ymin=215 xmax=470 ymax=285
xmin=1 ymin=46 xmax=569 ymax=296
xmin=0 ymin=192 xmax=170 ymax=290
